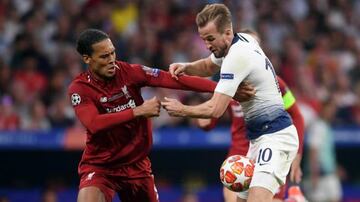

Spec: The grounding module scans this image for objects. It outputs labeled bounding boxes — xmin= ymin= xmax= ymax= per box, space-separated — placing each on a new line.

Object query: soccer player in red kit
xmin=68 ymin=29 xmax=219 ymax=202
xmin=197 ymin=76 xmax=305 ymax=202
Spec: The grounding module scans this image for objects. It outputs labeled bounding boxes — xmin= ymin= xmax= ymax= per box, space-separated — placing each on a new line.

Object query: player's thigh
xmin=117 ymin=175 xmax=159 ymax=202
xmin=223 ymin=187 xmax=237 ymax=202
xmin=78 ymin=172 xmax=115 ymax=202
xmin=247 ymin=186 xmax=274 ymax=202
xmin=77 ymin=186 xmax=106 ymax=202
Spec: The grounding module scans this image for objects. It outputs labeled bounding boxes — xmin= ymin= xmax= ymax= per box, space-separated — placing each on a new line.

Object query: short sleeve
xmin=129 ymin=64 xmax=161 ymax=86
xmin=214 ymin=49 xmax=251 ymax=97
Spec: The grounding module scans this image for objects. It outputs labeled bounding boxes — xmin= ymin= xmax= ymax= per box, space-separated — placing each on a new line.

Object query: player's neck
xmin=88 ymin=69 xmax=113 ymax=83
xmin=224 ymin=35 xmax=234 ymax=56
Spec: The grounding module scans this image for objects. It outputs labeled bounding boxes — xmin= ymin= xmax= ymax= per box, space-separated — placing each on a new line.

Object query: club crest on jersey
xmin=121 ymin=85 xmax=131 ymax=99
xmin=142 ymin=65 xmax=159 ymax=77
xmin=71 ymin=93 xmax=81 ymax=106
xmin=220 ymin=73 xmax=234 ymax=80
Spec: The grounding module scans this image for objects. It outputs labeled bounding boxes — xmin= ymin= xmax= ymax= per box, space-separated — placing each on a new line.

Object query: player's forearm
xmin=77 ymin=107 xmax=134 ymax=134
xmin=186 ymin=58 xmax=218 ymax=77
xmin=182 ymin=101 xmax=217 ymax=118
xmin=183 ymin=97 xmax=228 ymax=119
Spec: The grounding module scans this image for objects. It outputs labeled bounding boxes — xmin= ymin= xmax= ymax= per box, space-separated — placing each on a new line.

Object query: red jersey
xmin=68 ymin=60 xmax=216 ymax=176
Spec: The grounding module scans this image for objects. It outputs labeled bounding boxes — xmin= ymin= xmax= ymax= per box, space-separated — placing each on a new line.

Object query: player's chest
xmin=93 ymin=84 xmax=141 ymax=113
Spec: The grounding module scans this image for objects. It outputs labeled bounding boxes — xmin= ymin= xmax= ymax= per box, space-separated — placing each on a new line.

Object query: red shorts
xmin=79 ymin=158 xmax=158 ymax=202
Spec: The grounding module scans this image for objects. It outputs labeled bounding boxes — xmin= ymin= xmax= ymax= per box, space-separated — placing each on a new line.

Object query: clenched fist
xmin=133 ymin=97 xmax=161 ymax=117
xmin=169 ymin=63 xmax=187 ymax=80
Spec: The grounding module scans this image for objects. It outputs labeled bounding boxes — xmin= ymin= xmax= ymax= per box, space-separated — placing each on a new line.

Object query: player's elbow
xmin=205 ymin=101 xmax=223 ymax=118
xmin=87 ymin=125 xmax=101 ymax=134
xmin=86 ymin=119 xmax=103 ymax=134
xmin=211 ymin=111 xmax=223 ymax=118
xmin=209 ymin=107 xmax=223 ymax=118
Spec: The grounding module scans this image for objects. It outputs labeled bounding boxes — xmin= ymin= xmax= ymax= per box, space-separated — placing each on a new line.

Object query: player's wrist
xmin=132 ymin=106 xmax=144 ymax=117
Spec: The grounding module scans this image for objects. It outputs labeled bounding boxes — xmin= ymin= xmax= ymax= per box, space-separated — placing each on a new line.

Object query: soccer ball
xmin=219 ymin=155 xmax=255 ymax=192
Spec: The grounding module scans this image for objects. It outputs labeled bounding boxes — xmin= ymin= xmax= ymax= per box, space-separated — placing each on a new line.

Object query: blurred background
xmin=0 ymin=0 xmax=359 ymax=201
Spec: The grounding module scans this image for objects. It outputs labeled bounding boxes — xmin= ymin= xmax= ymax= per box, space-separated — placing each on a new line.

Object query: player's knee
xmin=250 ymin=171 xmax=280 ymax=195
xmin=78 ymin=186 xmax=106 ymax=202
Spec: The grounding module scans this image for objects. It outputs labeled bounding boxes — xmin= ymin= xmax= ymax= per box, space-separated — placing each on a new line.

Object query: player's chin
xmin=214 ymin=51 xmax=224 ymax=58
xmin=104 ymin=71 xmax=116 ymax=78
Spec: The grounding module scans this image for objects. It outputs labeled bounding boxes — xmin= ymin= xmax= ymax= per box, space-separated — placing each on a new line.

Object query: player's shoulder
xmin=116 ymin=60 xmax=143 ymax=73
xmin=229 ymin=35 xmax=259 ymax=55
xmin=68 ymin=72 xmax=90 ymax=93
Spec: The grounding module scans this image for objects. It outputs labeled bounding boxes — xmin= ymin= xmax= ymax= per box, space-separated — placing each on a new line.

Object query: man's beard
xmin=214 ymin=44 xmax=228 ymax=58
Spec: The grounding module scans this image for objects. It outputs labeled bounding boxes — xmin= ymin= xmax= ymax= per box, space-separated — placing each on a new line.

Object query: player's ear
xmin=82 ymin=55 xmax=91 ymax=64
xmin=225 ymin=28 xmax=232 ymax=37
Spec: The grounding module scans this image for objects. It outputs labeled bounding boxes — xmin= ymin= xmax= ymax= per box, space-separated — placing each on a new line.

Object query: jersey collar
xmin=231 ymin=33 xmax=240 ymax=45
xmin=87 ymin=69 xmax=114 ymax=87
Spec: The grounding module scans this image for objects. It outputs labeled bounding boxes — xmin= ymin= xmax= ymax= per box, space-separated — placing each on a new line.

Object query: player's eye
xmin=100 ymin=54 xmax=109 ymax=59
xmin=206 ymin=38 xmax=215 ymax=42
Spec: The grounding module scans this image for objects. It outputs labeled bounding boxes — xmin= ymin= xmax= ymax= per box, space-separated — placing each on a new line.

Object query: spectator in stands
xmin=305 ymin=97 xmax=342 ymax=202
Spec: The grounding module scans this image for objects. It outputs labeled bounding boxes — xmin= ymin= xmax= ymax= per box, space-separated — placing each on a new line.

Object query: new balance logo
xmin=86 ymin=172 xmax=95 ymax=181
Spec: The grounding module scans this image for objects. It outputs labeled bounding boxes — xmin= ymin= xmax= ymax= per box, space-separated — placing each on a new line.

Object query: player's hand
xmin=233 ymin=81 xmax=256 ymax=102
xmin=169 ymin=63 xmax=187 ymax=80
xmin=290 ymin=154 xmax=303 ymax=183
xmin=161 ymin=97 xmax=186 ymax=117
xmin=196 ymin=118 xmax=212 ymax=129
xmin=134 ymin=97 xmax=160 ymax=117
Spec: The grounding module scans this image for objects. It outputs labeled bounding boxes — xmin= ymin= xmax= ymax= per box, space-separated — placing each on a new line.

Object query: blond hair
xmin=196 ymin=3 xmax=232 ymax=33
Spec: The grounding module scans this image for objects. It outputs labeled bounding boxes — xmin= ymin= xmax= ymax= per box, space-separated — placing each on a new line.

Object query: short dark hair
xmin=76 ymin=29 xmax=109 ymax=56
xmin=196 ymin=4 xmax=232 ymax=33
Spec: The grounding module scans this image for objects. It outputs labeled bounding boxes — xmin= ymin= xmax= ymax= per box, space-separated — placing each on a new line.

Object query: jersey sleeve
xmin=278 ymin=76 xmax=305 ymax=154
xmin=214 ymin=49 xmax=251 ymax=97
xmin=278 ymin=77 xmax=296 ymax=110
xmin=130 ymin=64 xmax=216 ymax=93
xmin=68 ymin=82 xmax=134 ymax=134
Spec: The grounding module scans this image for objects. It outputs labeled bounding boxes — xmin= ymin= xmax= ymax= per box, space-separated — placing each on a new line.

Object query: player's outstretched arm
xmin=169 ymin=56 xmax=219 ymax=79
xmin=146 ymin=69 xmax=217 ymax=93
xmin=73 ymin=97 xmax=160 ymax=134
xmin=131 ymin=64 xmax=217 ymax=93
xmin=290 ymin=153 xmax=303 ymax=183
xmin=161 ymin=92 xmax=231 ymax=118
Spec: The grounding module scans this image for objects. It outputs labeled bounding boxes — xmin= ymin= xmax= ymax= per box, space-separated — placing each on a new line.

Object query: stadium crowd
xmin=0 ymin=0 xmax=360 ymax=201
xmin=0 ymin=0 xmax=359 ymax=130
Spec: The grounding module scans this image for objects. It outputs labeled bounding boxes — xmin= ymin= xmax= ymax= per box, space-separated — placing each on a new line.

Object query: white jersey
xmin=213 ymin=33 xmax=292 ymax=139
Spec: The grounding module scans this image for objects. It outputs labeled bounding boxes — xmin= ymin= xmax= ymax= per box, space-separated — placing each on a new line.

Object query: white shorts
xmin=237 ymin=125 xmax=299 ymax=199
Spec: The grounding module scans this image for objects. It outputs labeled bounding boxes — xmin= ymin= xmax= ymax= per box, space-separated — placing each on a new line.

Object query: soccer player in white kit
xmin=161 ymin=3 xmax=299 ymax=202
